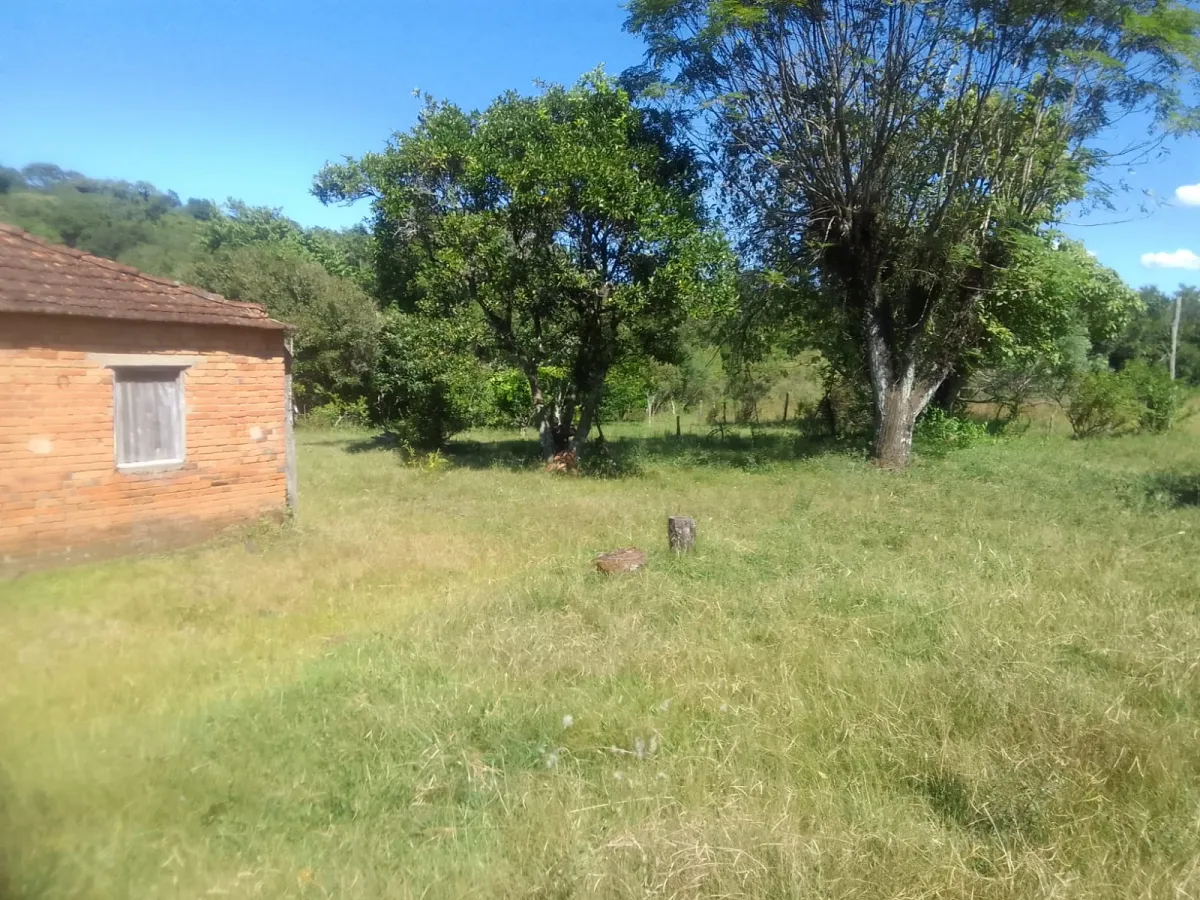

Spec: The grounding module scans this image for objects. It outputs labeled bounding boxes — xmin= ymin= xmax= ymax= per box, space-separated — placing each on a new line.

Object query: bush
xmin=1121 ymin=360 xmax=1181 ymax=434
xmin=372 ymin=312 xmax=487 ymax=449
xmin=1065 ymin=370 xmax=1143 ymax=438
xmin=805 ymin=367 xmax=874 ymax=438
xmin=483 ymin=366 xmax=595 ymax=430
xmin=301 ymin=398 xmax=370 ymax=429
xmin=914 ymin=408 xmax=990 ymax=453
xmin=1064 ymin=362 xmax=1183 ymax=438
xmin=486 ymin=369 xmax=535 ymax=428
xmin=601 ymin=361 xmax=654 ymax=421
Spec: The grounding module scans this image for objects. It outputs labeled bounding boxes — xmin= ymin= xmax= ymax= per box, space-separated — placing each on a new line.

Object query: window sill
xmin=117 ymin=459 xmax=187 ymax=475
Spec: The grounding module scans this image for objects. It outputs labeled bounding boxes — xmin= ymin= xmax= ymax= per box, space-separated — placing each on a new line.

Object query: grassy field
xmin=2 ymin=419 xmax=1200 ymax=899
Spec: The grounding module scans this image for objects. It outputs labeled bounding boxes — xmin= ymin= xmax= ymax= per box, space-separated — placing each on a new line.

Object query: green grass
xmin=2 ymin=420 xmax=1200 ymax=898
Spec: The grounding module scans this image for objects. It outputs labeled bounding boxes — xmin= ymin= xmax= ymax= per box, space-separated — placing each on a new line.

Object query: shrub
xmin=372 ymin=312 xmax=486 ymax=449
xmin=806 ymin=368 xmax=874 ymax=438
xmin=1065 ymin=370 xmax=1142 ymax=438
xmin=486 ymin=369 xmax=535 ymax=428
xmin=914 ymin=408 xmax=990 ymax=453
xmin=1064 ymin=362 xmax=1182 ymax=438
xmin=301 ymin=398 xmax=370 ymax=429
xmin=484 ymin=367 xmax=577 ymax=429
xmin=601 ymin=362 xmax=654 ymax=421
xmin=1121 ymin=360 xmax=1181 ymax=434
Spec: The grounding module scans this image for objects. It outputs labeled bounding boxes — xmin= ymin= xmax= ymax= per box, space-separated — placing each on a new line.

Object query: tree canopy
xmin=628 ymin=0 xmax=1200 ymax=464
xmin=316 ymin=71 xmax=735 ymax=458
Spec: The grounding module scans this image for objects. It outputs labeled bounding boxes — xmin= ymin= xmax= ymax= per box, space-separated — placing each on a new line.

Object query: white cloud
xmin=1174 ymin=183 xmax=1200 ymax=206
xmin=1141 ymin=248 xmax=1200 ymax=270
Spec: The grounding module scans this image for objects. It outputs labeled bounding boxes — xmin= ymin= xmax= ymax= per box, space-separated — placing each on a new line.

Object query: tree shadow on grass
xmin=340 ymin=426 xmax=853 ymax=476
xmin=306 ymin=434 xmax=380 ymax=449
xmin=342 ymin=433 xmax=406 ymax=455
xmin=341 ymin=432 xmax=541 ymax=471
xmin=1144 ymin=473 xmax=1200 ymax=508
xmin=446 ymin=438 xmax=543 ymax=472
xmin=445 ymin=428 xmax=849 ymax=476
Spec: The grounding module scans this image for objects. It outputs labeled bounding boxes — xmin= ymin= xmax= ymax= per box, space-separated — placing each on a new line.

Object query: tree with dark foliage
xmin=628 ymin=0 xmax=1200 ymax=465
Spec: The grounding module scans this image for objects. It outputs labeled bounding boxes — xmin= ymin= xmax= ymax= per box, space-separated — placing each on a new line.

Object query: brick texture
xmin=0 ymin=313 xmax=290 ymax=566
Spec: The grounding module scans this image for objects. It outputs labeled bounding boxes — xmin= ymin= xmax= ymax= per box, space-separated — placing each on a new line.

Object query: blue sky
xmin=2 ymin=0 xmax=1197 ymax=290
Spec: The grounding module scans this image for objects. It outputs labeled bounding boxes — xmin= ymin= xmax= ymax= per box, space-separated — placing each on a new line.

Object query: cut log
xmin=594 ymin=548 xmax=648 ymax=575
xmin=667 ymin=516 xmax=696 ymax=554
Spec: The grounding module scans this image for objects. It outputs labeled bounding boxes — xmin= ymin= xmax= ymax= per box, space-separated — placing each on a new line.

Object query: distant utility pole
xmin=1170 ymin=289 xmax=1184 ymax=381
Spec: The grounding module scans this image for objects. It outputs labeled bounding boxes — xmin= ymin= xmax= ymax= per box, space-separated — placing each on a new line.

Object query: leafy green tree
xmin=371 ymin=310 xmax=491 ymax=447
xmin=316 ymin=71 xmax=735 ymax=459
xmin=934 ymin=236 xmax=1140 ymax=415
xmin=189 ymin=243 xmax=381 ymax=411
xmin=201 ymin=200 xmax=304 ymax=252
xmin=628 ymin=0 xmax=1200 ymax=465
xmin=0 ymin=168 xmax=210 ymax=278
xmin=183 ymin=197 xmax=218 ymax=220
xmin=1108 ymin=285 xmax=1200 ymax=384
xmin=200 ymin=202 xmax=375 ymax=289
xmin=0 ymin=167 xmax=23 ymax=194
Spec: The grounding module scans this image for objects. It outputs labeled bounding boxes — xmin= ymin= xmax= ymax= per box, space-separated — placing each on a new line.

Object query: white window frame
xmin=107 ymin=358 xmax=192 ymax=472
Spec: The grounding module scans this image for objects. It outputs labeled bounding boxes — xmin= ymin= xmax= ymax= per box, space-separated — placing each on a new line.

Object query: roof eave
xmin=0 ymin=303 xmax=293 ymax=331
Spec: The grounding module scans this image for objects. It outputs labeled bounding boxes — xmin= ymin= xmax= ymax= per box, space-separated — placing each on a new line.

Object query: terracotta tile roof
xmin=0 ymin=222 xmax=288 ymax=330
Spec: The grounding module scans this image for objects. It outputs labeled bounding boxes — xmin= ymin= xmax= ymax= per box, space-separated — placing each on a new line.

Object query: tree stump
xmin=667 ymin=516 xmax=696 ymax=554
xmin=546 ymin=450 xmax=579 ymax=475
xmin=594 ymin=548 xmax=648 ymax=575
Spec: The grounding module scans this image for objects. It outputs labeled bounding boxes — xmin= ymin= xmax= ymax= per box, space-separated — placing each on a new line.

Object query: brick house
xmin=0 ymin=223 xmax=295 ymax=568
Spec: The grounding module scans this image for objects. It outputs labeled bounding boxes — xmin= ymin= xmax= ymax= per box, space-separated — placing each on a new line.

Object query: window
xmin=113 ymin=367 xmax=186 ymax=469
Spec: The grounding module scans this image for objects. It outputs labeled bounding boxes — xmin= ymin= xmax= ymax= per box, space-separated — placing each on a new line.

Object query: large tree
xmin=189 ymin=205 xmax=382 ymax=412
xmin=315 ymin=71 xmax=734 ymax=460
xmin=628 ymin=0 xmax=1200 ymax=465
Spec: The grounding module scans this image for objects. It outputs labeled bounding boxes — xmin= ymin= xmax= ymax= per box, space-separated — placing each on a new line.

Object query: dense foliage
xmin=627 ymin=0 xmax=1200 ymax=465
xmin=316 ymin=72 xmax=735 ymax=458
xmin=0 ymin=162 xmax=212 ymax=278
xmin=4 ymin=23 xmax=1195 ymax=460
xmin=1108 ymin=286 xmax=1200 ymax=384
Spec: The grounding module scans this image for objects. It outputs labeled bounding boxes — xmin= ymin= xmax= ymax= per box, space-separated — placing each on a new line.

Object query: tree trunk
xmin=864 ymin=304 xmax=945 ymax=468
xmin=537 ymin=418 xmax=559 ymax=461
xmin=531 ymin=377 xmax=573 ymax=462
xmin=570 ymin=382 xmax=606 ymax=456
xmin=820 ymin=392 xmax=838 ymax=436
xmin=872 ymin=384 xmax=921 ymax=467
xmin=933 ymin=367 xmax=968 ymax=413
xmin=1170 ymin=292 xmax=1183 ymax=381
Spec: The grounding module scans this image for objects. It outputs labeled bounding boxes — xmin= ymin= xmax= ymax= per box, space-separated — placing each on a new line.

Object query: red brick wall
xmin=0 ymin=314 xmax=289 ymax=565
